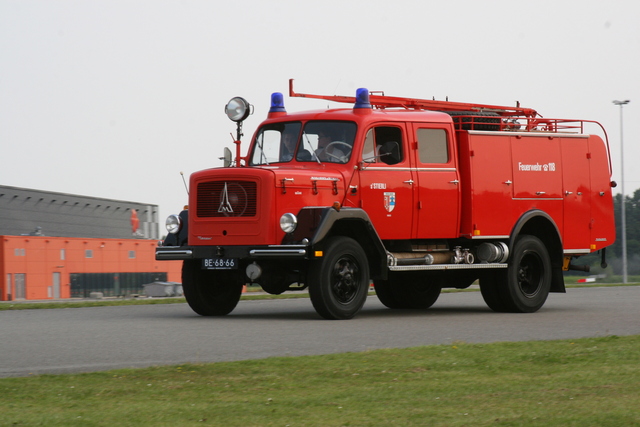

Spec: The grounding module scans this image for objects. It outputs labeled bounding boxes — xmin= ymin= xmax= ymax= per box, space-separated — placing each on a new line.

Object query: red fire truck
xmin=156 ymin=80 xmax=616 ymax=320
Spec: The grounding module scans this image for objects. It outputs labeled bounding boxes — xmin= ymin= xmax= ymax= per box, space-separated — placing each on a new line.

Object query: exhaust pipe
xmin=477 ymin=242 xmax=509 ymax=263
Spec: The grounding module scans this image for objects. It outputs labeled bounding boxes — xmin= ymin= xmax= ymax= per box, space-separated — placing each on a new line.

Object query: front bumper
xmin=155 ymin=244 xmax=309 ymax=261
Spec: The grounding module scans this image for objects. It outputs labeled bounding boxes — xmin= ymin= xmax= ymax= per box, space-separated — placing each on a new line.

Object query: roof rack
xmin=289 ymin=79 xmax=538 ymax=119
xmin=288 ymin=79 xmax=611 ymax=138
xmin=287 ymin=79 xmax=611 ymax=173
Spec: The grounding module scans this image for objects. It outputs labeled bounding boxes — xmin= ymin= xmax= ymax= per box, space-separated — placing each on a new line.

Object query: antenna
xmin=180 ymin=171 xmax=189 ymax=195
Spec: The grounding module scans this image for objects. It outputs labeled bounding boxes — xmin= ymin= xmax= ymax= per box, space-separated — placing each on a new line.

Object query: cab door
xmin=411 ymin=124 xmax=460 ymax=238
xmin=357 ymin=123 xmax=415 ymax=240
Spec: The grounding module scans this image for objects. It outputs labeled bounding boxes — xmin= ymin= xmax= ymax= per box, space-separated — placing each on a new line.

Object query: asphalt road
xmin=1 ymin=286 xmax=638 ymax=378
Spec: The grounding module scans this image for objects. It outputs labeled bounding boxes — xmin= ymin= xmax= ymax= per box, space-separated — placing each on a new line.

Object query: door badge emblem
xmin=384 ymin=192 xmax=396 ymax=213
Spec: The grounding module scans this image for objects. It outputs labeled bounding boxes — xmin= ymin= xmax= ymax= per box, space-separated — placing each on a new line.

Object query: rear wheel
xmin=374 ymin=272 xmax=442 ymax=309
xmin=182 ymin=260 xmax=244 ymax=316
xmin=308 ymin=237 xmax=370 ymax=320
xmin=480 ymin=235 xmax=551 ymax=313
xmin=373 ymin=276 xmax=404 ymax=309
xmin=479 ymin=271 xmax=509 ymax=312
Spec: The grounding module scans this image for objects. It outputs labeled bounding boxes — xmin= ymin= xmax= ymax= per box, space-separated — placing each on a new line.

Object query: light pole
xmin=613 ymin=99 xmax=630 ymax=284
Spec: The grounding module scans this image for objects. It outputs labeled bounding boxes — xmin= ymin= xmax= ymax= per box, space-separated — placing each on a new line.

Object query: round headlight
xmin=225 ymin=96 xmax=251 ymax=123
xmin=279 ymin=213 xmax=297 ymax=234
xmin=165 ymin=214 xmax=182 ymax=234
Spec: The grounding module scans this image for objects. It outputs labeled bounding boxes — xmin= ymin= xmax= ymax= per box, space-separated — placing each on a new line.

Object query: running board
xmin=389 ymin=263 xmax=508 ymax=272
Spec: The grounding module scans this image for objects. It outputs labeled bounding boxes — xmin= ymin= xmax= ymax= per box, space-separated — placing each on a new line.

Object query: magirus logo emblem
xmin=218 ymin=183 xmax=234 ymax=213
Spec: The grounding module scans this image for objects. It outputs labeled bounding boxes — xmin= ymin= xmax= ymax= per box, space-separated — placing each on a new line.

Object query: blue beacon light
xmin=354 ymin=88 xmax=371 ymax=109
xmin=269 ymin=92 xmax=286 ymax=113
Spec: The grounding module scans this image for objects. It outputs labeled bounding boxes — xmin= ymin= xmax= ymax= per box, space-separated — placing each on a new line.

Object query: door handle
xmin=449 ymin=179 xmax=459 ymax=185
xmin=403 ymin=180 xmax=414 ymax=185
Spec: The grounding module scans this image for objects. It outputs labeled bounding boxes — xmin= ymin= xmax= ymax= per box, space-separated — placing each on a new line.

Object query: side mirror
xmin=379 ymin=141 xmax=401 ymax=165
xmin=223 ymin=147 xmax=233 ymax=167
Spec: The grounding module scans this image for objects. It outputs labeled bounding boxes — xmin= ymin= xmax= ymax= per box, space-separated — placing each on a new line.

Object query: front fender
xmin=285 ymin=207 xmax=388 ymax=280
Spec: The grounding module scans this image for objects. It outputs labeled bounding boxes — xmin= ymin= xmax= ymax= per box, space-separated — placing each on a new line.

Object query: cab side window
xmin=417 ymin=128 xmax=449 ymax=164
xmin=362 ymin=126 xmax=403 ymax=165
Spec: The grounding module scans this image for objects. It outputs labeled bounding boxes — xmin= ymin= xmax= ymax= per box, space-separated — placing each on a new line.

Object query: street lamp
xmin=612 ymin=99 xmax=630 ymax=284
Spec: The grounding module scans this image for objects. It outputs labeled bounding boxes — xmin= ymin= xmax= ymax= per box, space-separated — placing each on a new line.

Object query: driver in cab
xmin=315 ymin=131 xmax=351 ymax=163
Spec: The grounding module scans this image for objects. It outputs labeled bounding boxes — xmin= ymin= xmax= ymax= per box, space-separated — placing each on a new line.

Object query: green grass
xmin=1 ymin=336 xmax=639 ymax=426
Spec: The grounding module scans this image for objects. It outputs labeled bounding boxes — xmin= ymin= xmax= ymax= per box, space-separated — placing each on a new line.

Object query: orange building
xmin=0 ymin=235 xmax=181 ymax=301
xmin=0 ymin=185 xmax=183 ymax=301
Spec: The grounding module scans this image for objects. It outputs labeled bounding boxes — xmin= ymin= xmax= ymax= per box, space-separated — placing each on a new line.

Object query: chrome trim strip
xmin=157 ymin=249 xmax=193 ymax=256
xmin=155 ymin=249 xmax=194 ymax=260
xmin=513 ymin=198 xmax=564 ymax=201
xmin=363 ymin=167 xmax=456 ymax=172
xmin=471 ymin=235 xmax=510 ymax=239
xmin=249 ymin=249 xmax=307 ymax=257
xmin=389 ymin=263 xmax=508 ymax=271
xmin=468 ymin=131 xmax=588 ymax=138
xmin=310 ymin=177 xmax=340 ymax=181
xmin=363 ymin=167 xmax=413 ymax=172
xmin=564 ymin=249 xmax=591 ymax=254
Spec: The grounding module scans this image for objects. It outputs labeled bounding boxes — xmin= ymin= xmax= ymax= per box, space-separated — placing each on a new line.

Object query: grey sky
xmin=1 ymin=0 xmax=638 ymax=228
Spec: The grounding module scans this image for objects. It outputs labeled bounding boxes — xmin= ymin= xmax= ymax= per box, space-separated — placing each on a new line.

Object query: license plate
xmin=202 ymin=258 xmax=238 ymax=270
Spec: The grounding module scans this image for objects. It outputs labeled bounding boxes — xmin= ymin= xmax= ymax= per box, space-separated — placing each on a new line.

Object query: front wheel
xmin=308 ymin=237 xmax=370 ymax=320
xmin=181 ymin=260 xmax=244 ymax=316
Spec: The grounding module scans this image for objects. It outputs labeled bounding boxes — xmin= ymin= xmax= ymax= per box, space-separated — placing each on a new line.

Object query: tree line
xmin=575 ymin=188 xmax=640 ymax=275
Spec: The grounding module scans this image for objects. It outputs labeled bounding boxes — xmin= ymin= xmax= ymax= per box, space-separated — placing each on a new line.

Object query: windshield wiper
xmin=256 ymin=137 xmax=270 ymax=166
xmin=302 ymin=131 xmax=322 ymax=164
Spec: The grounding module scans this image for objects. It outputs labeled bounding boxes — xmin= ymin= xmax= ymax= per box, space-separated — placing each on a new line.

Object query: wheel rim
xmin=330 ymin=255 xmax=360 ymax=304
xmin=517 ymin=250 xmax=543 ymax=298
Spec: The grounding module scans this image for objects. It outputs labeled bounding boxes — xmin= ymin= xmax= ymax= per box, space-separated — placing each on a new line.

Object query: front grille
xmin=196 ymin=181 xmax=258 ymax=218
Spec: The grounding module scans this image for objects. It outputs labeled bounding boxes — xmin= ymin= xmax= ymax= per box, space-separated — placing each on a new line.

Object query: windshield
xmin=297 ymin=121 xmax=356 ymax=164
xmin=250 ymin=122 xmax=302 ymax=166
xmin=250 ymin=121 xmax=356 ymax=165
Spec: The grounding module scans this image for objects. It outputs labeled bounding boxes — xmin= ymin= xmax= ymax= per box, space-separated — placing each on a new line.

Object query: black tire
xmin=373 ymin=276 xmax=404 ymax=309
xmin=181 ymin=260 xmax=244 ymax=316
xmin=397 ymin=281 xmax=441 ymax=309
xmin=479 ymin=270 xmax=509 ymax=312
xmin=308 ymin=237 xmax=370 ymax=320
xmin=374 ymin=271 xmax=441 ymax=309
xmin=480 ymin=235 xmax=551 ymax=313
